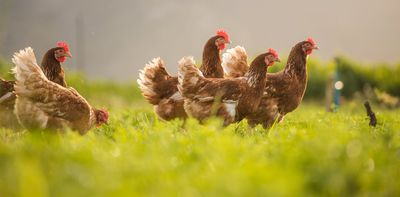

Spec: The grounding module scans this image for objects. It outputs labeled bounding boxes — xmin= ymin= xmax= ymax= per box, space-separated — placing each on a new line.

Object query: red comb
xmin=268 ymin=48 xmax=279 ymax=58
xmin=307 ymin=37 xmax=316 ymax=46
xmin=216 ymin=29 xmax=230 ymax=42
xmin=102 ymin=108 xmax=109 ymax=119
xmin=57 ymin=41 xmax=70 ymax=52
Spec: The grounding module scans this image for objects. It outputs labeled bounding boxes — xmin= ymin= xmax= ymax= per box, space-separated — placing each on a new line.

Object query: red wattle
xmin=218 ymin=44 xmax=225 ymax=50
xmin=56 ymin=57 xmax=66 ymax=63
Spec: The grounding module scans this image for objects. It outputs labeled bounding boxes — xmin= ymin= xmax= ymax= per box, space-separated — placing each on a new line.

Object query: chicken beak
xmin=313 ymin=46 xmax=319 ymax=50
xmin=226 ymin=40 xmax=232 ymax=44
xmin=275 ymin=57 xmax=281 ymax=63
xmin=65 ymin=51 xmax=72 ymax=58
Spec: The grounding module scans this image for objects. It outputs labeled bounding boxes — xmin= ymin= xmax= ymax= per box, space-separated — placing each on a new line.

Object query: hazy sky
xmin=0 ymin=0 xmax=399 ymax=81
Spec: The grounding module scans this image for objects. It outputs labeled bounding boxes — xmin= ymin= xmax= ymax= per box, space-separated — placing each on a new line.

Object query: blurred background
xmin=0 ymin=0 xmax=400 ymax=108
xmin=0 ymin=0 xmax=399 ymax=81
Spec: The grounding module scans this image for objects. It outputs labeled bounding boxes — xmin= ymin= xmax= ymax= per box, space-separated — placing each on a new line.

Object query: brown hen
xmin=178 ymin=49 xmax=279 ymax=125
xmin=41 ymin=41 xmax=72 ymax=87
xmin=223 ymin=38 xmax=318 ymax=128
xmin=0 ymin=42 xmax=72 ymax=129
xmin=12 ymin=47 xmax=108 ymax=134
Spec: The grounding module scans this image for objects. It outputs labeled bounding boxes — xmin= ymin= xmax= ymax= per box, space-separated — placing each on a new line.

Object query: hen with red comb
xmin=303 ymin=38 xmax=318 ymax=55
xmin=41 ymin=41 xmax=72 ymax=87
xmin=199 ymin=29 xmax=231 ymax=77
xmin=95 ymin=108 xmax=109 ymax=127
xmin=246 ymin=38 xmax=319 ymax=128
xmin=214 ymin=29 xmax=231 ymax=51
xmin=12 ymin=47 xmax=109 ymax=134
xmin=177 ymin=48 xmax=279 ymax=125
xmin=0 ymin=41 xmax=74 ymax=129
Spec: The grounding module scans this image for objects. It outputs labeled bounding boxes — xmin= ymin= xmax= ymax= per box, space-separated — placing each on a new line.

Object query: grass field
xmin=0 ymin=78 xmax=399 ymax=197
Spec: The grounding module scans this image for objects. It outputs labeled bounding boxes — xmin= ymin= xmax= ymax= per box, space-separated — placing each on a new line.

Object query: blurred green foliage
xmin=269 ymin=56 xmax=400 ymax=100
xmin=0 ymin=57 xmax=13 ymax=80
xmin=336 ymin=57 xmax=400 ymax=98
xmin=65 ymin=73 xmax=142 ymax=109
xmin=1 ymin=102 xmax=399 ymax=196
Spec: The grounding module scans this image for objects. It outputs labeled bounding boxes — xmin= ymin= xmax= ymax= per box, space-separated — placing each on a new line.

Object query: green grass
xmin=1 ymin=44 xmax=400 ymax=196
xmin=1 ymin=102 xmax=399 ymax=196
xmin=1 ymin=77 xmax=400 ymax=196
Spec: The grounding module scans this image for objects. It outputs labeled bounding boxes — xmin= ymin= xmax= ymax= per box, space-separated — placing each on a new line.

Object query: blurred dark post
xmin=76 ymin=13 xmax=85 ymax=72
xmin=334 ymin=71 xmax=341 ymax=107
xmin=333 ymin=58 xmax=343 ymax=110
xmin=325 ymin=74 xmax=334 ymax=112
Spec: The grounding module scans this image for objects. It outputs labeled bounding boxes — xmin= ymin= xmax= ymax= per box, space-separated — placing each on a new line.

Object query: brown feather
xmin=199 ymin=35 xmax=224 ymax=78
xmin=12 ymin=47 xmax=103 ymax=134
xmin=247 ymin=41 xmax=310 ymax=128
xmin=0 ymin=46 xmax=70 ymax=129
xmin=137 ymin=58 xmax=186 ymax=120
xmin=138 ymin=34 xmax=226 ymax=121
xmin=179 ymin=53 xmax=271 ymax=125
xmin=41 ymin=47 xmax=67 ymax=87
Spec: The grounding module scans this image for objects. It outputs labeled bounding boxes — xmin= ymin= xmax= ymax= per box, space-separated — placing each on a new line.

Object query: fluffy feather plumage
xmin=12 ymin=47 xmax=107 ymax=134
xmin=222 ymin=46 xmax=248 ymax=78
xmin=0 ymin=43 xmax=72 ymax=129
xmin=137 ymin=58 xmax=187 ymax=120
xmin=221 ymin=39 xmax=318 ymax=128
xmin=178 ymin=50 xmax=278 ymax=125
xmin=137 ymin=31 xmax=230 ymax=120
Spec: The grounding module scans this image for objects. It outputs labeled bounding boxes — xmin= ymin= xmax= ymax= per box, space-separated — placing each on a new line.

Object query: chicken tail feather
xmin=12 ymin=47 xmax=45 ymax=85
xmin=222 ymin=46 xmax=248 ymax=78
xmin=137 ymin=57 xmax=172 ymax=105
xmin=177 ymin=56 xmax=202 ymax=97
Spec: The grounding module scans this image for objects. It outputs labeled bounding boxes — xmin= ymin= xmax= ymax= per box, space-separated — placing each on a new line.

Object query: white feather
xmin=221 ymin=46 xmax=247 ymax=76
xmin=223 ymin=100 xmax=237 ymax=119
xmin=169 ymin=91 xmax=183 ymax=101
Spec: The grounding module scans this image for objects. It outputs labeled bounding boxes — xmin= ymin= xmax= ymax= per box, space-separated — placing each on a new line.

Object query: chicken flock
xmin=139 ymin=30 xmax=318 ymax=128
xmin=0 ymin=29 xmax=318 ymax=134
